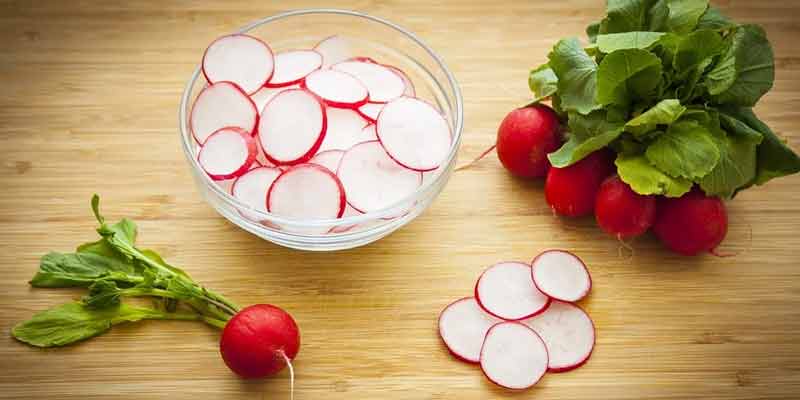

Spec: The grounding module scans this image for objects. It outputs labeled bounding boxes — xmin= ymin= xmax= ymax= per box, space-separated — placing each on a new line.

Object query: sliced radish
xmin=231 ymin=166 xmax=282 ymax=221
xmin=475 ymin=262 xmax=551 ymax=321
xmin=303 ymin=69 xmax=368 ymax=108
xmin=357 ymin=102 xmax=383 ymax=122
xmin=438 ymin=297 xmax=501 ymax=363
xmin=348 ymin=56 xmax=378 ymax=64
xmin=190 ymin=81 xmax=258 ymax=144
xmin=198 ymin=127 xmax=257 ymax=180
xmin=265 ymin=50 xmax=323 ymax=88
xmin=318 ymin=108 xmax=370 ymax=152
xmin=328 ymin=205 xmax=363 ymax=234
xmin=332 ymin=61 xmax=405 ymax=103
xmin=250 ymin=85 xmax=297 ymax=114
xmin=377 ymin=97 xmax=452 ymax=171
xmin=522 ymin=301 xmax=595 ymax=372
xmin=480 ymin=322 xmax=549 ymax=390
xmin=361 ymin=124 xmax=378 ymax=141
xmin=531 ymin=250 xmax=591 ymax=302
xmin=202 ymin=34 xmax=274 ymax=95
xmin=259 ymin=89 xmax=327 ymax=165
xmin=314 ymin=35 xmax=351 ymax=68
xmin=267 ymin=164 xmax=345 ymax=220
xmin=309 ymin=149 xmax=345 ymax=173
xmin=385 ymin=65 xmax=416 ymax=96
xmin=337 ymin=141 xmax=422 ymax=213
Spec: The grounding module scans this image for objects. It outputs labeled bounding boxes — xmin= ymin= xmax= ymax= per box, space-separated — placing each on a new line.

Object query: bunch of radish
xmin=438 ymin=250 xmax=595 ymax=389
xmin=190 ymin=34 xmax=452 ymax=231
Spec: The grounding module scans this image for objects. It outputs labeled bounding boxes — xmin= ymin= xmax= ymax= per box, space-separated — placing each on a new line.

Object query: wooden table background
xmin=1 ymin=0 xmax=799 ymax=399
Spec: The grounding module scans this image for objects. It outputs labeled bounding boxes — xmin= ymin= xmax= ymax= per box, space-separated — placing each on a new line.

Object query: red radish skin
xmin=197 ymin=127 xmax=257 ymax=181
xmin=496 ymin=105 xmax=561 ymax=178
xmin=202 ymin=34 xmax=275 ymax=95
xmin=348 ymin=56 xmax=378 ymax=64
xmin=653 ymin=189 xmax=728 ymax=256
xmin=220 ymin=304 xmax=300 ymax=379
xmin=545 ymin=149 xmax=615 ymax=217
xmin=531 ymin=250 xmax=591 ymax=303
xmin=595 ymin=175 xmax=657 ymax=239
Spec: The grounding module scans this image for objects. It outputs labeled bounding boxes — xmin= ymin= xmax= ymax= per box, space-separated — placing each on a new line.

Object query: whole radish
xmin=595 ymin=175 xmax=657 ymax=239
xmin=545 ymin=149 xmax=615 ymax=217
xmin=652 ymin=189 xmax=728 ymax=256
xmin=496 ymin=104 xmax=561 ymax=178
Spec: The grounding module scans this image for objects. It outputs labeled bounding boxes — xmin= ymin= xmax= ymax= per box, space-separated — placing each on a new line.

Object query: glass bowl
xmin=178 ymin=9 xmax=463 ymax=251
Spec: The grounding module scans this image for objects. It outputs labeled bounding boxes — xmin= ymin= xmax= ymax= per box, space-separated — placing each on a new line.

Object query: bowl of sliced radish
xmin=179 ymin=9 xmax=463 ymax=250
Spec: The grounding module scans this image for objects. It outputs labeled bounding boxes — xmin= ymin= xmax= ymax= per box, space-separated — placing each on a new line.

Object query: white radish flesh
xmin=314 ymin=35 xmax=351 ymax=68
xmin=522 ymin=301 xmax=595 ymax=372
xmin=333 ymin=61 xmax=406 ymax=103
xmin=438 ymin=297 xmax=501 ymax=363
xmin=259 ymin=89 xmax=327 ymax=165
xmin=385 ymin=65 xmax=416 ymax=96
xmin=377 ymin=97 xmax=452 ymax=171
xmin=328 ymin=205 xmax=363 ymax=234
xmin=480 ymin=322 xmax=549 ymax=390
xmin=318 ymin=108 xmax=369 ymax=152
xmin=266 ymin=50 xmax=323 ymax=87
xmin=198 ymin=127 xmax=257 ymax=180
xmin=202 ymin=34 xmax=274 ymax=95
xmin=361 ymin=124 xmax=378 ymax=141
xmin=303 ymin=69 xmax=368 ymax=108
xmin=475 ymin=262 xmax=551 ymax=320
xmin=190 ymin=81 xmax=258 ymax=144
xmin=357 ymin=102 xmax=383 ymax=122
xmin=531 ymin=250 xmax=591 ymax=302
xmin=267 ymin=164 xmax=345 ymax=219
xmin=231 ymin=166 xmax=282 ymax=221
xmin=250 ymin=85 xmax=298 ymax=114
xmin=309 ymin=149 xmax=345 ymax=173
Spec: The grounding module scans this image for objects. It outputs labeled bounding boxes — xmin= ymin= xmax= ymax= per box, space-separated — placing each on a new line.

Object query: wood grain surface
xmin=1 ymin=1 xmax=799 ymax=399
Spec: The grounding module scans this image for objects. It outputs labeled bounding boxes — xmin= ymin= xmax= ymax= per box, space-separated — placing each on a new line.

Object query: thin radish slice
xmin=532 ymin=250 xmax=591 ymax=302
xmin=250 ymin=85 xmax=298 ymax=114
xmin=190 ymin=81 xmax=258 ymax=144
xmin=328 ymin=205 xmax=363 ymax=234
xmin=337 ymin=141 xmax=422 ymax=213
xmin=267 ymin=164 xmax=346 ymax=219
xmin=310 ymin=149 xmax=345 ymax=173
xmin=348 ymin=56 xmax=378 ymax=64
xmin=318 ymin=108 xmax=370 ymax=152
xmin=254 ymin=138 xmax=279 ymax=168
xmin=361 ymin=124 xmax=378 ymax=141
xmin=480 ymin=322 xmax=549 ymax=390
xmin=475 ymin=262 xmax=551 ymax=321
xmin=522 ymin=301 xmax=595 ymax=373
xmin=198 ymin=127 xmax=257 ymax=180
xmin=385 ymin=65 xmax=416 ymax=96
xmin=259 ymin=89 xmax=327 ymax=166
xmin=377 ymin=97 xmax=452 ymax=171
xmin=332 ymin=61 xmax=405 ymax=103
xmin=357 ymin=102 xmax=383 ymax=122
xmin=314 ymin=35 xmax=351 ymax=68
xmin=231 ymin=166 xmax=282 ymax=221
xmin=438 ymin=297 xmax=501 ymax=363
xmin=265 ymin=50 xmax=323 ymax=88
xmin=303 ymin=69 xmax=368 ymax=108
xmin=202 ymin=34 xmax=274 ymax=95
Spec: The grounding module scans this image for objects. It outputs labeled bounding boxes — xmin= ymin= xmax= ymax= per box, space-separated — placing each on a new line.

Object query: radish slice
xmin=202 ymin=34 xmax=274 ymax=95
xmin=337 ymin=141 xmax=422 ymax=213
xmin=480 ymin=322 xmax=549 ymax=390
xmin=438 ymin=297 xmax=501 ymax=363
xmin=250 ymin=85 xmax=298 ymax=114
xmin=198 ymin=127 xmax=257 ymax=180
xmin=522 ymin=301 xmax=595 ymax=372
xmin=303 ymin=69 xmax=368 ymax=108
xmin=190 ymin=81 xmax=258 ymax=144
xmin=259 ymin=89 xmax=327 ymax=165
xmin=314 ymin=35 xmax=351 ymax=68
xmin=349 ymin=56 xmax=378 ymax=64
xmin=332 ymin=61 xmax=406 ymax=103
xmin=231 ymin=166 xmax=282 ymax=221
xmin=267 ymin=163 xmax=345 ymax=219
xmin=377 ymin=97 xmax=452 ymax=171
xmin=318 ymin=108 xmax=369 ymax=152
xmin=328 ymin=205 xmax=363 ymax=234
xmin=361 ymin=124 xmax=378 ymax=141
xmin=475 ymin=262 xmax=551 ymax=321
xmin=531 ymin=250 xmax=591 ymax=302
xmin=266 ymin=50 xmax=323 ymax=88
xmin=357 ymin=102 xmax=383 ymax=122
xmin=309 ymin=149 xmax=345 ymax=173
xmin=385 ymin=65 xmax=416 ymax=96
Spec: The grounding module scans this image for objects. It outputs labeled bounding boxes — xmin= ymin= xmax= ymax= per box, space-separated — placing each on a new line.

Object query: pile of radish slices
xmin=190 ymin=34 xmax=452 ymax=230
xmin=438 ymin=250 xmax=596 ymax=390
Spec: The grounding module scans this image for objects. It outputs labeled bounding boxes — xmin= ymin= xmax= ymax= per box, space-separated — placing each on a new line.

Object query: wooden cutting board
xmin=1 ymin=1 xmax=798 ymax=399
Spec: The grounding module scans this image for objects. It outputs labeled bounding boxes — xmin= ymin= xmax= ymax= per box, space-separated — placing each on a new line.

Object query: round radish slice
xmin=202 ymin=34 xmax=274 ymax=95
xmin=190 ymin=81 xmax=258 ymax=145
xmin=310 ymin=149 xmax=345 ymax=173
xmin=332 ymin=61 xmax=405 ymax=103
xmin=337 ymin=141 xmax=422 ymax=213
xmin=480 ymin=322 xmax=549 ymax=390
xmin=250 ymin=85 xmax=297 ymax=114
xmin=231 ymin=166 xmax=282 ymax=221
xmin=385 ymin=65 xmax=416 ymax=96
xmin=438 ymin=297 xmax=501 ymax=364
xmin=267 ymin=164 xmax=346 ymax=220
xmin=314 ymin=35 xmax=351 ymax=68
xmin=265 ymin=50 xmax=323 ymax=88
xmin=259 ymin=89 xmax=327 ymax=166
xmin=328 ymin=204 xmax=363 ymax=234
xmin=361 ymin=124 xmax=378 ymax=141
xmin=532 ymin=250 xmax=591 ymax=302
xmin=357 ymin=102 xmax=383 ymax=122
xmin=198 ymin=127 xmax=257 ymax=180
xmin=377 ymin=97 xmax=452 ymax=171
xmin=318 ymin=108 xmax=370 ymax=152
xmin=522 ymin=301 xmax=595 ymax=373
xmin=303 ymin=69 xmax=368 ymax=108
xmin=349 ymin=56 xmax=378 ymax=64
xmin=475 ymin=262 xmax=551 ymax=321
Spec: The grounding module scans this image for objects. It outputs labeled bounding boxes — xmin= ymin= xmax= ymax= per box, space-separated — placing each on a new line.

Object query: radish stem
xmin=455 ymin=144 xmax=496 ymax=171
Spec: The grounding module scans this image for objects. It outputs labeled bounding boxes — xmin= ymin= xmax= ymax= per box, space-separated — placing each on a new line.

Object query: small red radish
xmin=332 ymin=61 xmax=406 ymax=103
xmin=522 ymin=300 xmax=595 ymax=373
xmin=265 ymin=50 xmax=323 ymax=88
xmin=496 ymin=104 xmax=561 ymax=178
xmin=259 ymin=89 xmax=327 ymax=166
xmin=479 ymin=322 xmax=549 ymax=389
xmin=438 ymin=297 xmax=501 ymax=364
xmin=531 ymin=250 xmax=591 ymax=303
xmin=595 ymin=175 xmax=657 ymax=239
xmin=545 ymin=149 xmax=615 ymax=217
xmin=474 ymin=262 xmax=551 ymax=321
xmin=302 ymin=68 xmax=369 ymax=109
xmin=377 ymin=97 xmax=452 ymax=171
xmin=198 ymin=127 xmax=257 ymax=180
xmin=202 ymin=34 xmax=275 ymax=95
xmin=190 ymin=81 xmax=259 ymax=144
xmin=653 ymin=189 xmax=728 ymax=256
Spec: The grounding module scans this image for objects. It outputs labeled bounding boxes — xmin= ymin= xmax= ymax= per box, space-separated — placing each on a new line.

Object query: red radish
xmin=336 ymin=140 xmax=422 ymax=213
xmin=474 ymin=262 xmax=551 ymax=321
xmin=496 ymin=104 xmax=561 ymax=178
xmin=545 ymin=149 xmax=615 ymax=217
xmin=479 ymin=322 xmax=549 ymax=390
xmin=267 ymin=163 xmax=346 ymax=219
xmin=231 ymin=166 xmax=282 ymax=221
xmin=653 ymin=189 xmax=728 ymax=256
xmin=595 ymin=175 xmax=657 ymax=239
xmin=265 ymin=50 xmax=323 ymax=88
xmin=202 ymin=34 xmax=275 ymax=95
xmin=361 ymin=123 xmax=378 ymax=141
xmin=332 ymin=61 xmax=406 ymax=102
xmin=309 ymin=149 xmax=345 ymax=173
xmin=250 ymin=85 xmax=298 ymax=114
xmin=198 ymin=127 xmax=257 ymax=180
xmin=531 ymin=250 xmax=591 ymax=303
xmin=220 ymin=304 xmax=300 ymax=379
xmin=377 ymin=97 xmax=452 ymax=171
xmin=314 ymin=35 xmax=351 ymax=68
xmin=385 ymin=65 xmax=416 ymax=96
xmin=259 ymin=89 xmax=327 ymax=166
xmin=522 ymin=301 xmax=595 ymax=373
xmin=318 ymin=108 xmax=370 ymax=152
xmin=190 ymin=81 xmax=258 ymax=144
xmin=438 ymin=297 xmax=501 ymax=363
xmin=357 ymin=102 xmax=383 ymax=122
xmin=303 ymin=69 xmax=369 ymax=108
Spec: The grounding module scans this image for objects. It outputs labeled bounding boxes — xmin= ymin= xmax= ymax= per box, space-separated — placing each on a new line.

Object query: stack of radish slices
xmin=438 ymin=250 xmax=595 ymax=390
xmin=190 ymin=34 xmax=452 ymax=231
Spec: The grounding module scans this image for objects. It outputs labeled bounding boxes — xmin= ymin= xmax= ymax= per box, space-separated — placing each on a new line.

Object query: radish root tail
xmin=279 ymin=350 xmax=294 ymax=400
xmin=616 ymin=235 xmax=635 ymax=261
xmin=709 ymin=221 xmax=753 ymax=258
xmin=454 ymin=144 xmax=496 ymax=172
